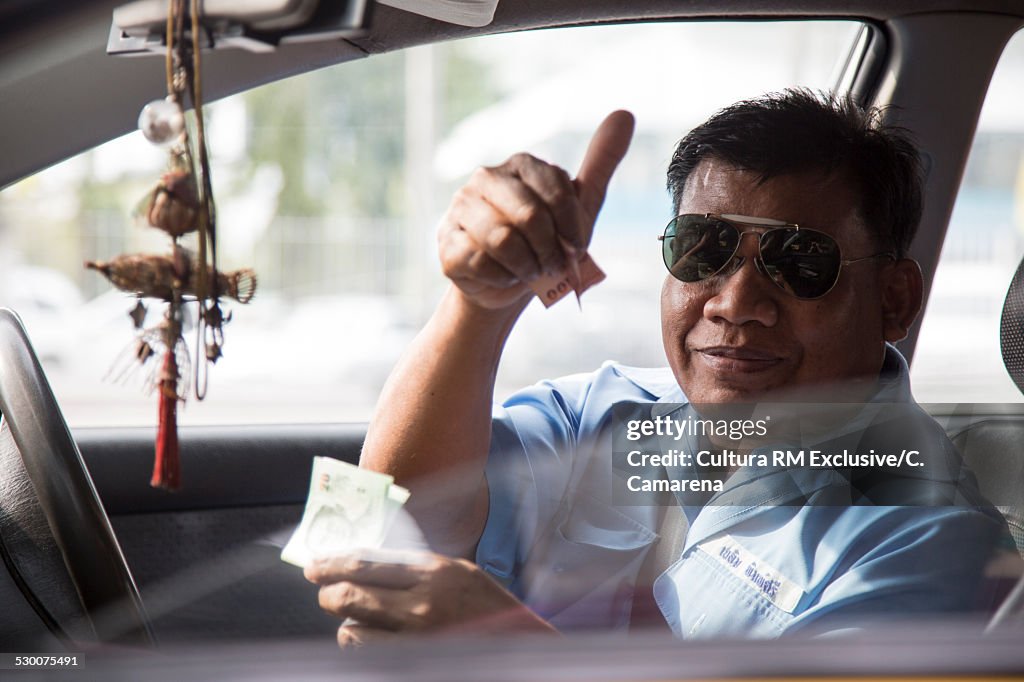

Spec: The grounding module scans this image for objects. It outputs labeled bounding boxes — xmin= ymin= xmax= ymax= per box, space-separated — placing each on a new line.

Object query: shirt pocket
xmin=518 ymin=493 xmax=657 ymax=630
xmin=656 ymin=549 xmax=797 ymax=639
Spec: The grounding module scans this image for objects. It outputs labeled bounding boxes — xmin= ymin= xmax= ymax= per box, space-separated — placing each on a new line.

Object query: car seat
xmin=968 ymin=251 xmax=1024 ymax=629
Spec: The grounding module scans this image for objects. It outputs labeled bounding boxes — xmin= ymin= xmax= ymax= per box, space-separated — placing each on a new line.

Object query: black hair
xmin=666 ymin=89 xmax=923 ymax=258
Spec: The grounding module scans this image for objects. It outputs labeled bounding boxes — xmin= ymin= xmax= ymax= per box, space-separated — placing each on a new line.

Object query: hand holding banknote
xmin=284 ymin=458 xmax=554 ymax=646
xmin=305 ymin=549 xmax=556 ymax=647
xmin=437 ymin=110 xmax=635 ymax=310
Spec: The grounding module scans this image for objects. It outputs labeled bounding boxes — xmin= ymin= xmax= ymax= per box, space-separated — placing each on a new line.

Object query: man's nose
xmin=702 ymin=233 xmax=780 ymax=327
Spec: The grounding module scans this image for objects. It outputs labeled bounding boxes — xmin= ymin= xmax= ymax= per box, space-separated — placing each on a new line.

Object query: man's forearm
xmin=359 ymin=286 xmax=529 ymax=553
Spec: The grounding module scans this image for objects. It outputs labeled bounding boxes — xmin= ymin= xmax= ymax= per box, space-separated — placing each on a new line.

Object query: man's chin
xmin=683 ymin=375 xmax=790 ymax=406
xmin=684 ymin=376 xmax=879 ymax=407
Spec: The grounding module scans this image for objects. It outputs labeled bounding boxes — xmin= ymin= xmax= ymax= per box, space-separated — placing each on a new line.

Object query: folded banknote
xmin=281 ymin=457 xmax=410 ymax=568
xmin=529 ymin=247 xmax=606 ymax=308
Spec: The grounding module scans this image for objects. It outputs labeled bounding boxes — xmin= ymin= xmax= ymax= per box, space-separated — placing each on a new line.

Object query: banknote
xmin=529 ymin=241 xmax=606 ymax=308
xmin=281 ymin=457 xmax=410 ymax=568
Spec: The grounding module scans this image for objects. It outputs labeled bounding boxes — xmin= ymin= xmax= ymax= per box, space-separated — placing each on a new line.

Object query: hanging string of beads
xmin=86 ymin=0 xmax=256 ymax=491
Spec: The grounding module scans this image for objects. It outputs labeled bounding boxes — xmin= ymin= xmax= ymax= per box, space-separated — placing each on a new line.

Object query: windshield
xmin=3 ymin=9 xmax=1024 ymax=672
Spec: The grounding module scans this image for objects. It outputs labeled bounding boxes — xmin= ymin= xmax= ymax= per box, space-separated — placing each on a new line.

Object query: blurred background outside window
xmin=0 ymin=21 xmax=865 ymax=426
xmin=911 ymin=29 xmax=1024 ymax=403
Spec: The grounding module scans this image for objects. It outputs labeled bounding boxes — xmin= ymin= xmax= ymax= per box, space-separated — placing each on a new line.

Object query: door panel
xmin=74 ymin=424 xmax=365 ymax=641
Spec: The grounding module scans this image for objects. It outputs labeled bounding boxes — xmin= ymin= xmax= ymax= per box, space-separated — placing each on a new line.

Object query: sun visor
xmin=376 ymin=0 xmax=499 ymax=27
xmin=108 ymin=0 xmax=371 ymax=55
xmin=113 ymin=0 xmax=322 ymax=33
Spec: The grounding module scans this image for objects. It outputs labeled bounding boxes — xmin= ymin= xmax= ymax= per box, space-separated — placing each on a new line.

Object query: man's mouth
xmin=695 ymin=346 xmax=785 ymax=373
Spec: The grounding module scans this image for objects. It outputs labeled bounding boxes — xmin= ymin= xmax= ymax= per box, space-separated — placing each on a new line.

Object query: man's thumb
xmin=574 ymin=110 xmax=635 ymax=218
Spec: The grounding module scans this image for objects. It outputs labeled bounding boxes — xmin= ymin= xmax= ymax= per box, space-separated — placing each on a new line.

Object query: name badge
xmin=698 ymin=534 xmax=804 ymax=613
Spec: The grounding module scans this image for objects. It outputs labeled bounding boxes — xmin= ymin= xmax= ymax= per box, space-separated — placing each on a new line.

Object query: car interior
xmin=2 ymin=0 xmax=1024 ymax=677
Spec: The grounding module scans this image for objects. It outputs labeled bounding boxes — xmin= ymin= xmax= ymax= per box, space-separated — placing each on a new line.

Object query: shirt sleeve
xmin=474 ymin=373 xmax=593 ymax=595
xmin=786 ymin=506 xmax=1008 ymax=636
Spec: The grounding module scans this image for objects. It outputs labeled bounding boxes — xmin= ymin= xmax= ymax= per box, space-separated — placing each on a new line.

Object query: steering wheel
xmin=0 ymin=308 xmax=153 ymax=646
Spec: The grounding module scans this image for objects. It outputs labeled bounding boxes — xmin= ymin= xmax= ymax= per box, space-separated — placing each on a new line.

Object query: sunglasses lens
xmin=759 ymin=229 xmax=841 ymax=298
xmin=663 ymin=216 xmax=739 ymax=282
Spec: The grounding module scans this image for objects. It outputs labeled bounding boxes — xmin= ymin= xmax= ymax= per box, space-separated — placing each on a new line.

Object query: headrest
xmin=999 ymin=258 xmax=1024 ymax=392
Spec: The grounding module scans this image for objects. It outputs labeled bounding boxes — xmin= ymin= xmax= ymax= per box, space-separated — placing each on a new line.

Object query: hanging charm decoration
xmin=86 ymin=0 xmax=256 ymax=491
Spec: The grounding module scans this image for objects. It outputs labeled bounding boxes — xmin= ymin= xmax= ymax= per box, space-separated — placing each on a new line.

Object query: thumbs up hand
xmin=438 ymin=111 xmax=635 ymax=311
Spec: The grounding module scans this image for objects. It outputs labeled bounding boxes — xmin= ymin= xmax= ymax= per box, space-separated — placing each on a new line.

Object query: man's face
xmin=661 ymin=158 xmax=896 ymax=404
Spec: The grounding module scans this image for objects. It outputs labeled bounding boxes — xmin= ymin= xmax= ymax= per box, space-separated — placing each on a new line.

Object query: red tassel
xmin=152 ymin=351 xmax=181 ymax=491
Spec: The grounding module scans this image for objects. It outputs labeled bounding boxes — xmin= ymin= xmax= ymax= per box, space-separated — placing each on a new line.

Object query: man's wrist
xmin=442 ymin=285 xmax=531 ymax=338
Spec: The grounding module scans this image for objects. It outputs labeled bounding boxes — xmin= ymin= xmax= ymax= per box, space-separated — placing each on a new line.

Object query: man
xmin=305 ymin=90 xmax=1010 ymax=645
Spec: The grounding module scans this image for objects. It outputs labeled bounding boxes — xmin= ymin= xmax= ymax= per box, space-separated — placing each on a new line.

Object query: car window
xmin=0 ymin=20 xmax=861 ymax=426
xmin=912 ymin=29 xmax=1024 ymax=403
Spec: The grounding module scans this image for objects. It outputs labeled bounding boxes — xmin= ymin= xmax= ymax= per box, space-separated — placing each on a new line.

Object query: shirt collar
xmin=607 ymin=363 xmax=685 ymax=405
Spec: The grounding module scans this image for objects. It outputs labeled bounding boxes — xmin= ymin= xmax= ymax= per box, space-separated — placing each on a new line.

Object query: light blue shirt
xmin=475 ymin=346 xmax=1009 ymax=637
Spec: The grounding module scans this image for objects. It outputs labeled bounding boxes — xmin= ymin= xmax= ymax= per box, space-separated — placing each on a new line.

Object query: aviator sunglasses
xmin=659 ymin=213 xmax=896 ymax=300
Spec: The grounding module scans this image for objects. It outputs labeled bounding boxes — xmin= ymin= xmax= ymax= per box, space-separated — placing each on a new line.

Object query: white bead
xmin=138 ymin=97 xmax=185 ymax=146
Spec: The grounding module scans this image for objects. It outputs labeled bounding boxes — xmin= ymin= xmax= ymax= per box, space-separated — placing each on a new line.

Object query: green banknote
xmin=281 ymin=457 xmax=410 ymax=568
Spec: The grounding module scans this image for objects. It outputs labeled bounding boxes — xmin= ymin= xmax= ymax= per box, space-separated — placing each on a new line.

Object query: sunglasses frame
xmin=658 ymin=213 xmax=897 ymax=300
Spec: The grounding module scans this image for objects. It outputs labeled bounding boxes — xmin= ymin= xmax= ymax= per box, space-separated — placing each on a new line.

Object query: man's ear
xmin=881 ymin=258 xmax=924 ymax=342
